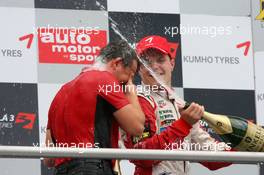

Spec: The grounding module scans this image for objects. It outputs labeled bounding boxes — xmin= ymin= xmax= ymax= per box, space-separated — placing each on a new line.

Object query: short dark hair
xmin=99 ymin=40 xmax=138 ymax=68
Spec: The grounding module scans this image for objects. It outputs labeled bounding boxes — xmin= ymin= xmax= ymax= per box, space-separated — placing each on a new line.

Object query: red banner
xmin=38 ymin=28 xmax=107 ymax=64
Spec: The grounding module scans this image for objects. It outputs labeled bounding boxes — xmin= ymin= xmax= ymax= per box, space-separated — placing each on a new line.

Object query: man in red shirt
xmin=44 ymin=40 xmax=147 ymax=175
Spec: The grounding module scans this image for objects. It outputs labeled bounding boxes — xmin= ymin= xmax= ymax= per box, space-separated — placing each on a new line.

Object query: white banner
xmin=181 ymin=14 xmax=254 ymax=90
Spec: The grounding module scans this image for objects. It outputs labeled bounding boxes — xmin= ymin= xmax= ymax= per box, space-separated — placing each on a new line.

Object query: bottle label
xmin=236 ymin=122 xmax=264 ymax=152
xmin=203 ymin=112 xmax=233 ymax=135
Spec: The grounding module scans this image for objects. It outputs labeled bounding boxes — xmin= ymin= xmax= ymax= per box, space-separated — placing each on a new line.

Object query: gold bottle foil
xmin=203 ymin=112 xmax=233 ymax=135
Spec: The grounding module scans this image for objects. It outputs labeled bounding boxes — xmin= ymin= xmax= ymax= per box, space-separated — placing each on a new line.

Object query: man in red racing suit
xmin=123 ymin=35 xmax=232 ymax=175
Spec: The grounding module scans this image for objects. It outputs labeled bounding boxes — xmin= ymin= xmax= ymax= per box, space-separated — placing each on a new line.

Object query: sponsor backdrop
xmin=0 ymin=0 xmax=263 ymax=175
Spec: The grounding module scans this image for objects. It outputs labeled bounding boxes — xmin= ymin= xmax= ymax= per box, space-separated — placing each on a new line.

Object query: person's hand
xmin=123 ymin=75 xmax=137 ymax=96
xmin=43 ymin=158 xmax=55 ymax=168
xmin=180 ymin=102 xmax=204 ymax=125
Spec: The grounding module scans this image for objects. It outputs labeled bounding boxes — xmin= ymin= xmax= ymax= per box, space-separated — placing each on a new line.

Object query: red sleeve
xmin=47 ymin=94 xmax=57 ymax=129
xmin=98 ymin=72 xmax=129 ymax=111
xmin=47 ymin=84 xmax=64 ymax=130
xmin=200 ymin=162 xmax=232 ymax=170
xmin=125 ymin=96 xmax=192 ymax=168
xmin=46 ymin=89 xmax=62 ymax=145
xmin=199 ymin=148 xmax=234 ymax=170
xmin=47 ymin=118 xmax=51 ymax=129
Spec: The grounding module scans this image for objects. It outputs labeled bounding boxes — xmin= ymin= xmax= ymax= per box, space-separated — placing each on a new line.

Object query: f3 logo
xmin=15 ymin=113 xmax=36 ymax=130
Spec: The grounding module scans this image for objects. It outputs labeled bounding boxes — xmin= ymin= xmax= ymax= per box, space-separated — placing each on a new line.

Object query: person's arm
xmin=190 ymin=123 xmax=233 ymax=170
xmin=98 ymin=75 xmax=145 ymax=136
xmin=113 ymin=80 xmax=145 ymax=136
xmin=199 ymin=161 xmax=232 ymax=171
xmin=124 ymin=96 xmax=196 ymax=168
xmin=43 ymin=129 xmax=55 ymax=167
xmin=123 ymin=79 xmax=145 ymax=125
xmin=43 ymin=97 xmax=57 ymax=168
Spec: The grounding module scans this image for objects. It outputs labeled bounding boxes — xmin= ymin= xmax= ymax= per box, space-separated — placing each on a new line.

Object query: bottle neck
xmin=202 ymin=111 xmax=233 ymax=135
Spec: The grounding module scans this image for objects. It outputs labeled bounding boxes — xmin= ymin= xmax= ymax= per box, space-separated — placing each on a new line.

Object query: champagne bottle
xmin=184 ymin=103 xmax=264 ymax=152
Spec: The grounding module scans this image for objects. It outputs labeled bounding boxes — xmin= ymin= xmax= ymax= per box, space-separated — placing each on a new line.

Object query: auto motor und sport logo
xmin=38 ymin=28 xmax=107 ymax=64
xmin=0 ymin=112 xmax=36 ymax=130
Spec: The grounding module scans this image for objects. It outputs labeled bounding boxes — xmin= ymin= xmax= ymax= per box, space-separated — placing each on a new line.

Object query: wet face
xmin=113 ymin=59 xmax=138 ymax=85
xmin=139 ymin=49 xmax=175 ymax=86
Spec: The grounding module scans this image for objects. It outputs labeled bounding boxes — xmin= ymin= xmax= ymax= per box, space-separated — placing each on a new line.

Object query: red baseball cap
xmin=136 ymin=35 xmax=179 ymax=59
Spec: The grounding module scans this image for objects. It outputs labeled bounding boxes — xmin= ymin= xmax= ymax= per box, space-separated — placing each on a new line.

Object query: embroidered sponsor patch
xmin=160 ymin=119 xmax=175 ymax=132
xmin=157 ymin=100 xmax=166 ymax=108
xmin=132 ymin=122 xmax=151 ymax=144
